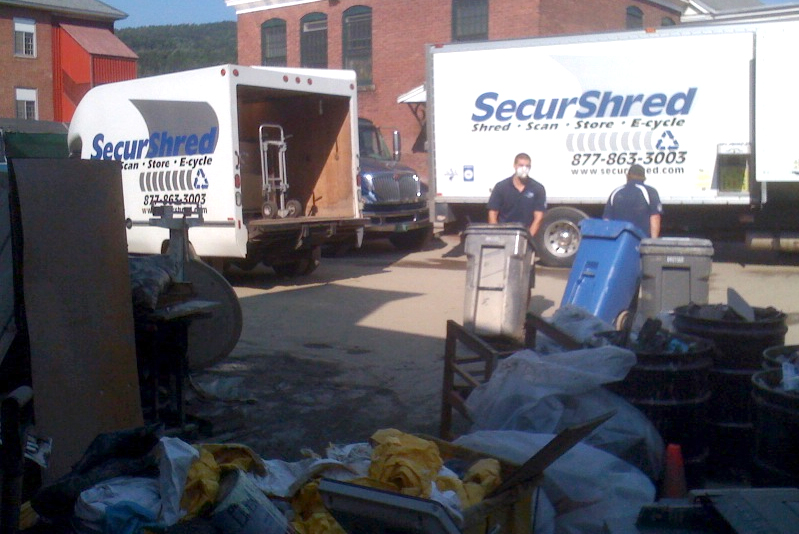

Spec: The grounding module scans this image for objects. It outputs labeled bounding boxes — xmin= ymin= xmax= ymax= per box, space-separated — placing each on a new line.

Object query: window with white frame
xmin=15 ymin=88 xmax=37 ymax=120
xmin=14 ymin=18 xmax=36 ymax=57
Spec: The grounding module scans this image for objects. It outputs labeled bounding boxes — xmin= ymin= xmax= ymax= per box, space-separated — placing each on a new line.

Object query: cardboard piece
xmin=11 ymin=159 xmax=142 ymax=481
xmin=727 ymin=287 xmax=755 ymax=322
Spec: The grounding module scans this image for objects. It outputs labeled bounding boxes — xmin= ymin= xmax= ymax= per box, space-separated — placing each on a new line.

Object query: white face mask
xmin=515 ymin=165 xmax=530 ymax=179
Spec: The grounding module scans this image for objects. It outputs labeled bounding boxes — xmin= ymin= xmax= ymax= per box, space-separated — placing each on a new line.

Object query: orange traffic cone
xmin=661 ymin=443 xmax=688 ymax=499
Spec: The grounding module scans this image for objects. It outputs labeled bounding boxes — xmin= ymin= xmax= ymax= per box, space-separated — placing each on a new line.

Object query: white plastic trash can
xmin=463 ymin=223 xmax=534 ymax=341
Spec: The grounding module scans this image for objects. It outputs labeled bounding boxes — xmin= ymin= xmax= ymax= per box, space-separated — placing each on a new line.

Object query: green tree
xmin=117 ymin=22 xmax=237 ymax=78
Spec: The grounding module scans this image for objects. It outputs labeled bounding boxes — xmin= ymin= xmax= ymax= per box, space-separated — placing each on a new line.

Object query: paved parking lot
xmin=185 ymin=233 xmax=799 ymax=461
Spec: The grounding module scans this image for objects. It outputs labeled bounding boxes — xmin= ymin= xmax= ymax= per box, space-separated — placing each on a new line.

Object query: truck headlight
xmin=360 ymin=173 xmax=375 ymax=192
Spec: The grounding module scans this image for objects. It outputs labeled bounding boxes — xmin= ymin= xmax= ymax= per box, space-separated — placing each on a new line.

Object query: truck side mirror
xmin=392 ymin=130 xmax=401 ymax=161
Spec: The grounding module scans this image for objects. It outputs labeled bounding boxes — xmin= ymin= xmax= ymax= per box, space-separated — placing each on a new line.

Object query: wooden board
xmin=11 ymin=159 xmax=143 ymax=481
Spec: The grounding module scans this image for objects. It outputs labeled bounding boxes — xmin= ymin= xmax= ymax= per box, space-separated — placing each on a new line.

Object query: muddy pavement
xmin=184 ymin=233 xmax=799 ymax=462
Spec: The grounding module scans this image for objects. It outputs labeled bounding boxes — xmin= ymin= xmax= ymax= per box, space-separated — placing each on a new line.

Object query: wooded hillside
xmin=117 ymin=21 xmax=238 ymax=78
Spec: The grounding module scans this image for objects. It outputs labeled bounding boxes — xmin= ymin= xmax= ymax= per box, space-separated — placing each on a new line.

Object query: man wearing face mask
xmin=486 ymin=152 xmax=547 ymax=237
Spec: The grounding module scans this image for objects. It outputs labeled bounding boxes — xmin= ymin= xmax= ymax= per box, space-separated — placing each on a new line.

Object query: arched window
xmin=661 ymin=17 xmax=676 ymax=26
xmin=626 ymin=6 xmax=643 ymax=29
xmin=301 ymin=12 xmax=328 ymax=68
xmin=261 ymin=19 xmax=287 ymax=66
xmin=343 ymin=6 xmax=372 ymax=86
xmin=452 ymin=0 xmax=488 ymax=42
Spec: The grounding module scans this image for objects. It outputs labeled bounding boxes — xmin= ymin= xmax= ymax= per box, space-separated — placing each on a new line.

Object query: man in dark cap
xmin=603 ymin=164 xmax=663 ymax=237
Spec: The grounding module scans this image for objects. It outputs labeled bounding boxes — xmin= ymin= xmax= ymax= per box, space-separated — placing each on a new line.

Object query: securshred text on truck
xmin=68 ymin=64 xmax=366 ymax=276
xmin=426 ymin=17 xmax=799 ymax=266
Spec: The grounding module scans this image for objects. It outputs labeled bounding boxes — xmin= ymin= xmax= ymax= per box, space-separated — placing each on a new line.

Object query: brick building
xmin=226 ymin=0 xmax=695 ymax=180
xmin=1 ymin=0 xmax=136 ymax=122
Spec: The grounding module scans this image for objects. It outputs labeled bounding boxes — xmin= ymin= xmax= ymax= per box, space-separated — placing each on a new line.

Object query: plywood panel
xmin=12 ymin=159 xmax=142 ymax=481
xmin=236 ymin=92 xmax=356 ymax=219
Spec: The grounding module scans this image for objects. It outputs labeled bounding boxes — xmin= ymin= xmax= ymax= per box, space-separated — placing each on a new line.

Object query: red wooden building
xmin=1 ymin=0 xmax=136 ymax=122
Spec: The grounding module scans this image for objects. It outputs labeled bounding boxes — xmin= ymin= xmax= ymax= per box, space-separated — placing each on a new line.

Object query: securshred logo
xmin=90 ymin=100 xmax=219 ymax=160
xmin=471 ymin=88 xmax=697 ymax=122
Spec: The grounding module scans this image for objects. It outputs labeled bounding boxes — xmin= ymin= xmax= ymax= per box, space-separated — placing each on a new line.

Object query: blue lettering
xmin=87 ymin=127 xmax=217 ymax=161
xmin=642 ymin=94 xmax=667 ymax=116
xmin=472 ymin=88 xmax=698 ymax=121
xmin=666 ymin=88 xmax=696 ymax=115
xmin=91 ymin=134 xmax=104 ymax=159
xmin=147 ymin=132 xmax=159 ymax=158
xmin=597 ymin=92 xmax=625 ymax=117
xmin=576 ymin=91 xmax=600 ymax=118
xmin=557 ymin=97 xmax=578 ymax=119
xmin=496 ymin=100 xmax=516 ymax=121
xmin=199 ymin=127 xmax=217 ymax=153
xmin=471 ymin=92 xmax=497 ymax=122
xmin=516 ymin=99 xmax=535 ymax=120
xmin=185 ymin=134 xmax=199 ymax=154
xmin=157 ymin=131 xmax=174 ymax=157
xmin=123 ymin=140 xmax=138 ymax=160
xmin=534 ymin=99 xmax=558 ymax=120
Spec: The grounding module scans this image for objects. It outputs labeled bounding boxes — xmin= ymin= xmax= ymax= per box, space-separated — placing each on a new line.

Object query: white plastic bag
xmin=156 ymin=436 xmax=199 ymax=525
xmin=454 ymin=431 xmax=655 ymax=534
xmin=464 ymin=347 xmax=665 ymax=479
xmin=73 ymin=476 xmax=161 ymax=534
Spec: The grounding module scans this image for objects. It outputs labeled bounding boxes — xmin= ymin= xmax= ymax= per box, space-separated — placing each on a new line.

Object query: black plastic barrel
xmin=673 ymin=304 xmax=787 ymax=476
xmin=751 ymin=369 xmax=799 ymax=487
xmin=762 ymin=345 xmax=799 ymax=370
xmin=605 ymin=331 xmax=714 ymax=487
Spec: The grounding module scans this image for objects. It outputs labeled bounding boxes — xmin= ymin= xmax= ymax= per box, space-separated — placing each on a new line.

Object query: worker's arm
xmin=487 ymin=209 xmax=499 ymax=224
xmin=650 ymin=213 xmax=662 ymax=238
xmin=529 ymin=210 xmax=544 ymax=237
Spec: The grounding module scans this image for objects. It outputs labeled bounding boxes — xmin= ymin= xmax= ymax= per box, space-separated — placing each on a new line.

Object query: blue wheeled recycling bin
xmin=561 ymin=218 xmax=645 ymax=325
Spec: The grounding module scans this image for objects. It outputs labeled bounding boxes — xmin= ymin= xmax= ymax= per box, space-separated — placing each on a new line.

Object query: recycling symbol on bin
xmin=656 ymin=130 xmax=680 ymax=150
xmin=194 ymin=169 xmax=209 ymax=189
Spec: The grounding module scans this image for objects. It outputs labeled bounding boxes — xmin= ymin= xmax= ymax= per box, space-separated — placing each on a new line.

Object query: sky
xmin=106 ymin=0 xmax=237 ymax=29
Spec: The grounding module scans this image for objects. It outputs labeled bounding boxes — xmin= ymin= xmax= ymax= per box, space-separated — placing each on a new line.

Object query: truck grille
xmin=371 ymin=173 xmax=419 ymax=202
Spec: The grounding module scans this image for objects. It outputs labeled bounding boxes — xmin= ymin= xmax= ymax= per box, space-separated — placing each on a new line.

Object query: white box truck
xmin=427 ymin=18 xmax=799 ymax=266
xmin=68 ymin=64 xmax=365 ymax=275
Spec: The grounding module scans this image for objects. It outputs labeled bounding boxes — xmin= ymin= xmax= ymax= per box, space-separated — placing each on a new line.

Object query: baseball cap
xmin=627 ymin=164 xmax=646 ymax=178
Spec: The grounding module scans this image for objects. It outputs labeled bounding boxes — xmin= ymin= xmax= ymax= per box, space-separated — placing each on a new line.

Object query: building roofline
xmin=225 ymin=0 xmax=322 ymax=15
xmin=682 ymin=3 xmax=799 ymax=23
xmin=0 ymin=0 xmax=128 ymax=22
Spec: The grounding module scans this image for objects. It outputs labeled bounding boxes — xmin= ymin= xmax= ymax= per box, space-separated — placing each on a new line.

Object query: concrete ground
xmin=184 ymin=232 xmax=799 ymax=465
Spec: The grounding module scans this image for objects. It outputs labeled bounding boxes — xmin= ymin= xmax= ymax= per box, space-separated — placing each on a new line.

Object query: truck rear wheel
xmin=534 ymin=207 xmax=588 ymax=268
xmin=272 ymin=246 xmax=321 ymax=277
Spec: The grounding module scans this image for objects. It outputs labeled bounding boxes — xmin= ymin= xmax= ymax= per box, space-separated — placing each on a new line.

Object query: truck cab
xmin=358 ymin=118 xmax=432 ymax=250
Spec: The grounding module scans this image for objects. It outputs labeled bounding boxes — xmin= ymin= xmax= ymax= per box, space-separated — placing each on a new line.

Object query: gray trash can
xmin=463 ymin=223 xmax=534 ymax=341
xmin=639 ymin=237 xmax=714 ymax=320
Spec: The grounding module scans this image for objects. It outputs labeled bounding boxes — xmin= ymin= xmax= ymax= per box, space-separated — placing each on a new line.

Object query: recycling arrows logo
xmin=657 ymin=130 xmax=679 ymax=150
xmin=194 ymin=169 xmax=209 ymax=189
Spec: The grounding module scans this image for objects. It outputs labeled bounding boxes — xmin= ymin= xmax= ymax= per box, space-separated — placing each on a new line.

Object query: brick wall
xmin=0 ymin=7 xmax=55 ymax=120
xmin=236 ymin=0 xmax=680 ymax=181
